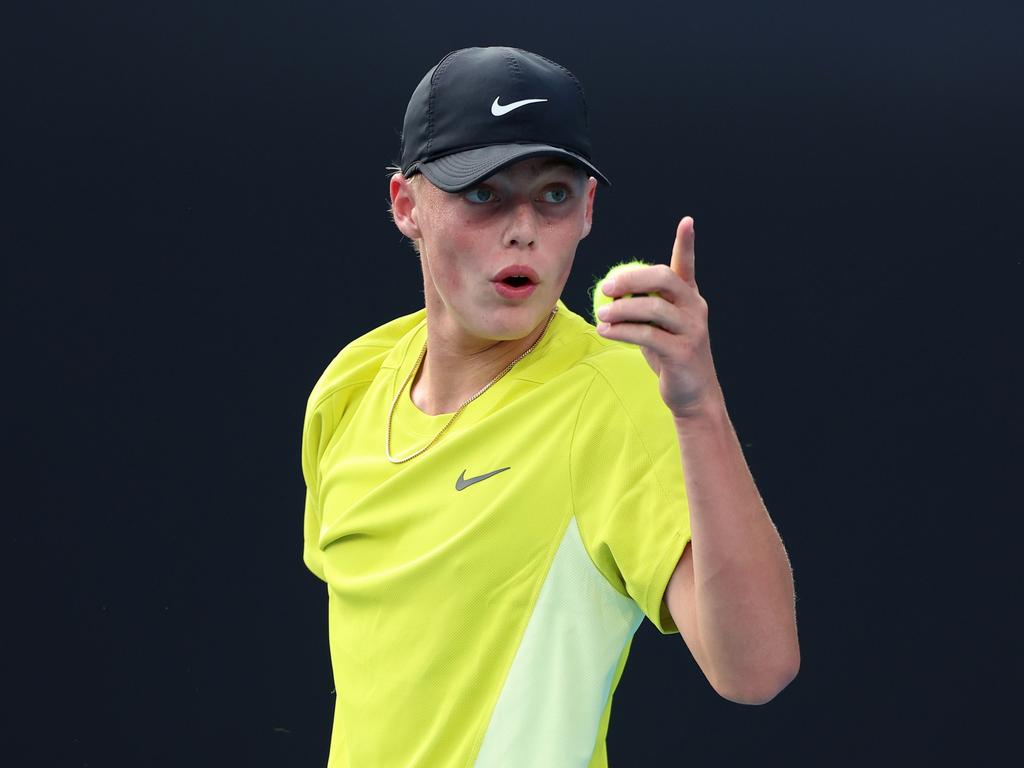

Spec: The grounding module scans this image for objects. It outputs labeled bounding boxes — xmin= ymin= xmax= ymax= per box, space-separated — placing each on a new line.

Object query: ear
xmin=390 ymin=172 xmax=422 ymax=240
xmin=579 ymin=176 xmax=597 ymax=240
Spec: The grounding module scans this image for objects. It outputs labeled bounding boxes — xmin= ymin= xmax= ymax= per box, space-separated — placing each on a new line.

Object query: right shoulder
xmin=301 ymin=308 xmax=425 ymax=484
xmin=305 ymin=307 xmax=426 ymax=416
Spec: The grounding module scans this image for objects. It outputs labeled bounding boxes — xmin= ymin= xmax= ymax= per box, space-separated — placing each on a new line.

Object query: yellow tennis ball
xmin=589 ymin=260 xmax=659 ymax=326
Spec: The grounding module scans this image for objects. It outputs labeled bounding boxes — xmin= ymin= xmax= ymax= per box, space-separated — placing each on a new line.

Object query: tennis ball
xmin=589 ymin=260 xmax=659 ymax=326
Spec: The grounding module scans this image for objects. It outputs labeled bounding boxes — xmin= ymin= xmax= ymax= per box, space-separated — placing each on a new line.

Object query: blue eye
xmin=543 ymin=187 xmax=569 ymax=203
xmin=464 ymin=187 xmax=495 ymax=204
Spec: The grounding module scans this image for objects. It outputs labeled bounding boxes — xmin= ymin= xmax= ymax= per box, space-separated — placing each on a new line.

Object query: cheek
xmin=442 ymin=205 xmax=494 ymax=249
xmin=445 ymin=218 xmax=481 ymax=254
xmin=425 ymin=214 xmax=483 ymax=293
xmin=554 ymin=243 xmax=577 ymax=285
xmin=551 ymin=217 xmax=585 ymax=283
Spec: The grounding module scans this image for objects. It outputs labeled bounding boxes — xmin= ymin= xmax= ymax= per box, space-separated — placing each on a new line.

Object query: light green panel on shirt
xmin=474 ymin=515 xmax=644 ymax=767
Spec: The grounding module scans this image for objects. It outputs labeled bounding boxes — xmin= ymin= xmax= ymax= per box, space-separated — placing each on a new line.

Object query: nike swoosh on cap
xmin=491 ymin=97 xmax=548 ymax=117
xmin=456 ymin=467 xmax=511 ymax=491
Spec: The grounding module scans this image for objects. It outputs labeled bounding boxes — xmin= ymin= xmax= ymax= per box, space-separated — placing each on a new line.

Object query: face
xmin=390 ymin=157 xmax=597 ymax=350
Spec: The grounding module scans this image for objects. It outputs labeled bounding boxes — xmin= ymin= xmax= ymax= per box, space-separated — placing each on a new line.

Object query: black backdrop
xmin=5 ymin=1 xmax=1021 ymax=766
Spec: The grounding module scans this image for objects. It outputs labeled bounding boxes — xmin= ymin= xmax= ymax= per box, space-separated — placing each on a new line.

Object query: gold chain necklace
xmin=386 ymin=306 xmax=559 ymax=464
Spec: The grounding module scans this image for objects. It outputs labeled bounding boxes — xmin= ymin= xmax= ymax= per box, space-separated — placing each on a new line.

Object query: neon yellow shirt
xmin=302 ymin=298 xmax=692 ymax=767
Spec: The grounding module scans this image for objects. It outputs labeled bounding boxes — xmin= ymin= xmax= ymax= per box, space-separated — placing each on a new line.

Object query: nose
xmin=503 ymin=200 xmax=538 ymax=249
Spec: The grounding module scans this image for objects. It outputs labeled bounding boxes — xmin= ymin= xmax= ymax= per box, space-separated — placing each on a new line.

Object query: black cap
xmin=399 ymin=46 xmax=611 ymax=192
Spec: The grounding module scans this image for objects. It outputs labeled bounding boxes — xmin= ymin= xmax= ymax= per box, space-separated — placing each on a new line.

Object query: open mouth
xmin=502 ymin=276 xmax=532 ymax=287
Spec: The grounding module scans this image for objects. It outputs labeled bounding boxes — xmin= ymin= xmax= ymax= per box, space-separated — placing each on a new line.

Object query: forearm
xmin=674 ymin=391 xmax=799 ymax=703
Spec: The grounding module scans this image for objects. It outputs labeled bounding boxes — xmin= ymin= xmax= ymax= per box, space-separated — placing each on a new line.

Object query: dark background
xmin=5 ymin=1 xmax=1021 ymax=765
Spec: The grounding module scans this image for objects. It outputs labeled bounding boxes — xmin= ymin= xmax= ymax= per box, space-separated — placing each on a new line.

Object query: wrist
xmin=672 ymin=389 xmax=728 ymax=428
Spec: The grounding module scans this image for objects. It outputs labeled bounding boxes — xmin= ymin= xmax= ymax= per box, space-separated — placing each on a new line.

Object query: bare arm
xmin=594 ymin=216 xmax=798 ymax=703
xmin=663 ymin=398 xmax=799 ymax=704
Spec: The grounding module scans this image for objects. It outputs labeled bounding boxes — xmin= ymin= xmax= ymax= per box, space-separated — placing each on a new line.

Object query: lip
xmin=491 ymin=264 xmax=540 ymax=284
xmin=493 ymin=281 xmax=537 ymax=300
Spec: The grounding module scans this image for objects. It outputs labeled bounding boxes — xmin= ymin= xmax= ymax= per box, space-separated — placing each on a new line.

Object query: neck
xmin=410 ymin=306 xmax=555 ymax=416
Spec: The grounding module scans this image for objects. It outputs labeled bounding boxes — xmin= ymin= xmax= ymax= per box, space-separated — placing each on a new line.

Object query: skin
xmin=390 ymin=159 xmax=800 ymax=703
xmin=596 ymin=220 xmax=800 ymax=703
xmin=389 ymin=157 xmax=596 ymax=415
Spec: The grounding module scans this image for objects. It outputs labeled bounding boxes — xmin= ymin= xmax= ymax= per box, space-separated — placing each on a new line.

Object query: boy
xmin=302 ymin=46 xmax=799 ymax=767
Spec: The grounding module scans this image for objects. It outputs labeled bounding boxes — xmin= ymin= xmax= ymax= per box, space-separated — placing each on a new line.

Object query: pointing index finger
xmin=670 ymin=216 xmax=696 ymax=286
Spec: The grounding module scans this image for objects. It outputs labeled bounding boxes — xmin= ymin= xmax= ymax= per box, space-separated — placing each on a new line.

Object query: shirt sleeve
xmin=301 ymin=392 xmax=327 ymax=582
xmin=569 ymin=355 xmax=692 ymax=634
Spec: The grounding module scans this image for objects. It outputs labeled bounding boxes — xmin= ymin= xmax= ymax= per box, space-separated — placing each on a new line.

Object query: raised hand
xmin=595 ymin=216 xmax=723 ymax=419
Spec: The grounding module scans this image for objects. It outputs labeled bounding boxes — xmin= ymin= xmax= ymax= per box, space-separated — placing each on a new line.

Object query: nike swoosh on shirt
xmin=491 ymin=97 xmax=548 ymax=117
xmin=456 ymin=467 xmax=511 ymax=491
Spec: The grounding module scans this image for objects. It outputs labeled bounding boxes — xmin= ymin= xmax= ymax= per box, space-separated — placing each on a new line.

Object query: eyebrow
xmin=492 ymin=160 xmax=584 ymax=183
xmin=462 ymin=160 xmax=585 ymax=195
xmin=536 ymin=158 xmax=582 ymax=173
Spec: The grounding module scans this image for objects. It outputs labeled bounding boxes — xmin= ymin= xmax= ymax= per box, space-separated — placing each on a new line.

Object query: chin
xmin=489 ymin=303 xmax=552 ymax=338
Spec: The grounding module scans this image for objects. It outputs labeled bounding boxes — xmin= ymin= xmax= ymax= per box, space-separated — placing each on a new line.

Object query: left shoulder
xmin=542 ymin=301 xmax=676 ymax=437
xmin=577 ymin=342 xmax=669 ymax=430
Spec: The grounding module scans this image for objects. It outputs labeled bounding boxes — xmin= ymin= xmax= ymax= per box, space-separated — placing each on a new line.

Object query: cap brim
xmin=413 ymin=144 xmax=611 ymax=192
